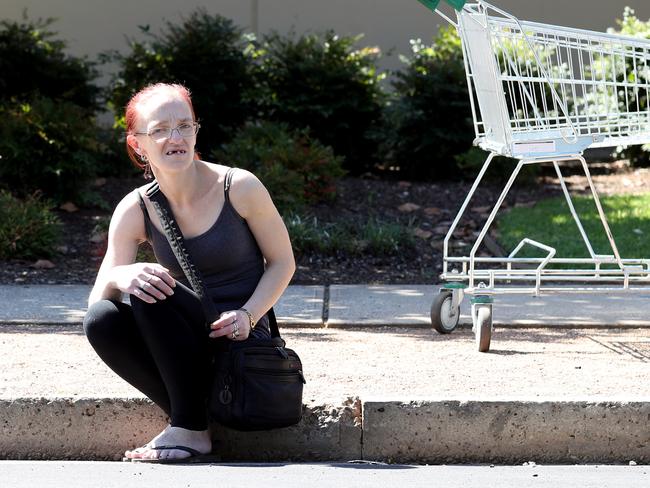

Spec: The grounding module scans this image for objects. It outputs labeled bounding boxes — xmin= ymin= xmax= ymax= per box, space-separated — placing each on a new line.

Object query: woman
xmin=83 ymin=83 xmax=295 ymax=463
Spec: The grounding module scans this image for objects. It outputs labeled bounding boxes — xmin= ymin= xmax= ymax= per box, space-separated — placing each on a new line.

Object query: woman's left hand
xmin=209 ymin=310 xmax=251 ymax=341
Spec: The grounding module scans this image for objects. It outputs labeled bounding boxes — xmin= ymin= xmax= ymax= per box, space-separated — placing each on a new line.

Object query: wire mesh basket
xmin=419 ymin=1 xmax=650 ymax=351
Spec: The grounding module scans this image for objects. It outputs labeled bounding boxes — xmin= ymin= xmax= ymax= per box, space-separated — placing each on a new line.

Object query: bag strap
xmin=144 ymin=179 xmax=281 ymax=338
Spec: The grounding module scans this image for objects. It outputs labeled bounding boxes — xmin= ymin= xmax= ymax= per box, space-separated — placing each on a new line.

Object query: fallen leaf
xmin=55 ymin=245 xmax=70 ymax=254
xmin=397 ymin=181 xmax=412 ymax=188
xmin=413 ymin=228 xmax=432 ymax=239
xmin=93 ymin=177 xmax=107 ymax=187
xmin=32 ymin=259 xmax=55 ymax=269
xmin=430 ymin=239 xmax=444 ymax=250
xmin=423 ymin=207 xmax=442 ymax=216
xmin=471 ymin=205 xmax=491 ymax=213
xmin=89 ymin=230 xmax=108 ymax=243
xmin=398 ymin=203 xmax=420 ymax=212
xmin=60 ymin=202 xmax=79 ymax=212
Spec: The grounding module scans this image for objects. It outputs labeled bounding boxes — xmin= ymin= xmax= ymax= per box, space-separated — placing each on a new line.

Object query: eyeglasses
xmin=134 ymin=122 xmax=200 ymax=142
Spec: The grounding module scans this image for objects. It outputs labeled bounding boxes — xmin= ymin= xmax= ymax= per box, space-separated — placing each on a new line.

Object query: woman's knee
xmin=83 ymin=299 xmax=128 ymax=342
xmin=129 ymin=283 xmax=203 ymax=321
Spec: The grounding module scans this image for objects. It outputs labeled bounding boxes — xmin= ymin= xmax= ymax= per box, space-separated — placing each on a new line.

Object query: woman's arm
xmin=87 ymin=190 xmax=176 ymax=307
xmin=209 ymin=169 xmax=295 ymax=338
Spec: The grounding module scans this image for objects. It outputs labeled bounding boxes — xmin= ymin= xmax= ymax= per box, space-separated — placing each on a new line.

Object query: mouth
xmin=165 ymin=149 xmax=187 ymax=156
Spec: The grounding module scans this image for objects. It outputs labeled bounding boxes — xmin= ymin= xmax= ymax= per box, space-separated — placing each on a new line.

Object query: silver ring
xmin=231 ymin=331 xmax=236 ymax=339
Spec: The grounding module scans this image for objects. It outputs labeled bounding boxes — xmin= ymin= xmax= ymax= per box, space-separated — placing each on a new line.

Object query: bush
xmin=0 ymin=191 xmax=61 ymax=259
xmin=379 ymin=26 xmax=473 ymax=180
xmin=0 ymin=97 xmax=101 ymax=203
xmin=0 ymin=15 xmax=104 ymax=201
xmin=607 ymin=7 xmax=650 ymax=167
xmin=106 ymin=9 xmax=256 ymax=156
xmin=0 ymin=16 xmax=98 ymax=109
xmin=213 ymin=121 xmax=345 ymax=214
xmin=253 ymin=31 xmax=385 ymax=174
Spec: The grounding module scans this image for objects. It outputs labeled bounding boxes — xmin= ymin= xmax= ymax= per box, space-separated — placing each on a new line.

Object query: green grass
xmin=497 ymin=193 xmax=650 ymax=261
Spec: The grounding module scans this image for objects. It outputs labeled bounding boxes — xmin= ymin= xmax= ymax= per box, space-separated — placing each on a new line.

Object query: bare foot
xmin=124 ymin=425 xmax=212 ymax=461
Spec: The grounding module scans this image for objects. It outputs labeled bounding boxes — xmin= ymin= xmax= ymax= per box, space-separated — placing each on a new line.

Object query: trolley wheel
xmin=475 ymin=306 xmax=492 ymax=353
xmin=431 ymin=291 xmax=460 ymax=334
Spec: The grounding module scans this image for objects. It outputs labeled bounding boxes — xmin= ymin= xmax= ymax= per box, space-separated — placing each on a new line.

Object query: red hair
xmin=125 ymin=83 xmax=200 ymax=170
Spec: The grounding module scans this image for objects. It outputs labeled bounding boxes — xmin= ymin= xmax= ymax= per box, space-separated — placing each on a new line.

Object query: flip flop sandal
xmin=129 ymin=445 xmax=220 ymax=464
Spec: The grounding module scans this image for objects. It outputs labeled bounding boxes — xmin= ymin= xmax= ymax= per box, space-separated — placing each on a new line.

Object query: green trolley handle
xmin=417 ymin=0 xmax=467 ymax=12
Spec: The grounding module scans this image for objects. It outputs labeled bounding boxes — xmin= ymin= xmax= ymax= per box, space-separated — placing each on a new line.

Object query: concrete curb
xmin=2 ymin=397 xmax=648 ymax=463
xmin=362 ymin=400 xmax=650 ymax=464
xmin=0 ymin=398 xmax=361 ymax=461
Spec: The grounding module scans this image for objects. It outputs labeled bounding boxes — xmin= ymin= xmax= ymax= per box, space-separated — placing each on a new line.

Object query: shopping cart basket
xmin=418 ymin=1 xmax=650 ymax=351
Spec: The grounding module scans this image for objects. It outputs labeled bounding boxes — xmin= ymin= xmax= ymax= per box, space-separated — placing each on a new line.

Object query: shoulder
xmin=230 ymin=167 xmax=265 ymax=192
xmin=108 ymin=187 xmax=147 ymax=242
xmin=115 ymin=185 xmax=149 ymax=217
xmin=228 ymin=168 xmax=272 ymax=219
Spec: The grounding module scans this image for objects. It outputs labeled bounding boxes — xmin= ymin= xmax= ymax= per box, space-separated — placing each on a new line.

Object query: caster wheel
xmin=431 ymin=291 xmax=460 ymax=334
xmin=475 ymin=306 xmax=492 ymax=352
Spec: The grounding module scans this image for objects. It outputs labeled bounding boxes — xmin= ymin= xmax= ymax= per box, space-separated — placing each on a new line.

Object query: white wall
xmin=2 ymin=0 xmax=649 ymax=78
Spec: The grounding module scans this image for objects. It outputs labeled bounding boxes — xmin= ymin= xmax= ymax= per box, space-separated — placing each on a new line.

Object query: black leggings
xmin=83 ymin=281 xmax=269 ymax=431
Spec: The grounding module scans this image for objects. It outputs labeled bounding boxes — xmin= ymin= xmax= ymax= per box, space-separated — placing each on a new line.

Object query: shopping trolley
xmin=418 ymin=0 xmax=650 ymax=351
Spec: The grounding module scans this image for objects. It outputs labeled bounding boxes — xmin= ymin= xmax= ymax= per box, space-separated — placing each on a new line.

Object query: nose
xmin=169 ymin=127 xmax=184 ymax=141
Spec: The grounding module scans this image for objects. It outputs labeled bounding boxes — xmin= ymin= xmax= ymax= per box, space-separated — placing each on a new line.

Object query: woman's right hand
xmin=110 ymin=263 xmax=176 ymax=304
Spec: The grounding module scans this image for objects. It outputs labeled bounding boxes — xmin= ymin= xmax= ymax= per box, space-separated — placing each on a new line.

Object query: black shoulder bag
xmin=145 ymin=182 xmax=305 ymax=431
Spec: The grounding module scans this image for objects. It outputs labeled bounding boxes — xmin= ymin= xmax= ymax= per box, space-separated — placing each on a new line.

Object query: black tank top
xmin=138 ymin=168 xmax=264 ymax=313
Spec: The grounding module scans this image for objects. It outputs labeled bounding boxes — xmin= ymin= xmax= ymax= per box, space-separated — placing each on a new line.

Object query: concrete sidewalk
xmin=2 ymin=284 xmax=650 ymax=328
xmin=0 ymin=284 xmax=649 ymax=464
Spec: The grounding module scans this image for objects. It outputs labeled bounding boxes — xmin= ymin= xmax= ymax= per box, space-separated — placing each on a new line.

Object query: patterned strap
xmin=145 ymin=181 xmax=218 ymax=327
xmin=224 ymin=167 xmax=236 ymax=203
xmin=137 ymin=192 xmax=152 ymax=242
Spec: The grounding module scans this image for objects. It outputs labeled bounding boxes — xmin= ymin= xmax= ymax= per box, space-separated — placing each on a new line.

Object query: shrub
xmin=0 ymin=190 xmax=61 ymax=260
xmin=379 ymin=26 xmax=473 ymax=180
xmin=253 ymin=31 xmax=385 ymax=174
xmin=607 ymin=8 xmax=650 ymax=167
xmin=213 ymin=121 xmax=345 ymax=214
xmin=0 ymin=16 xmax=104 ymax=201
xmin=106 ymin=9 xmax=256 ymax=156
xmin=0 ymin=97 xmax=101 ymax=203
xmin=0 ymin=16 xmax=98 ymax=110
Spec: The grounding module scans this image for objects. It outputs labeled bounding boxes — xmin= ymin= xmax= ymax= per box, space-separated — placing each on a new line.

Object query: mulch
xmin=2 ymin=161 xmax=644 ymax=286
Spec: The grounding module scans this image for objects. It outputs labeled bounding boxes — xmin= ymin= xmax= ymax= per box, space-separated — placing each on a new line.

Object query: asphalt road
xmin=2 ymin=462 xmax=648 ymax=488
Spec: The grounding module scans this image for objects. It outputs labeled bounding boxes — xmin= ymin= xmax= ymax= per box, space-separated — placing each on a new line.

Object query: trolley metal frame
xmin=422 ymin=1 xmax=650 ymax=350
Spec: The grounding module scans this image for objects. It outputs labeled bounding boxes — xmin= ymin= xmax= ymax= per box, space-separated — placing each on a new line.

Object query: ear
xmin=126 ymin=134 xmax=142 ymax=155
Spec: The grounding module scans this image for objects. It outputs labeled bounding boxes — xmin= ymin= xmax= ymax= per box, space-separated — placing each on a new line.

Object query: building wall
xmin=2 ymin=0 xmax=649 ymax=77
